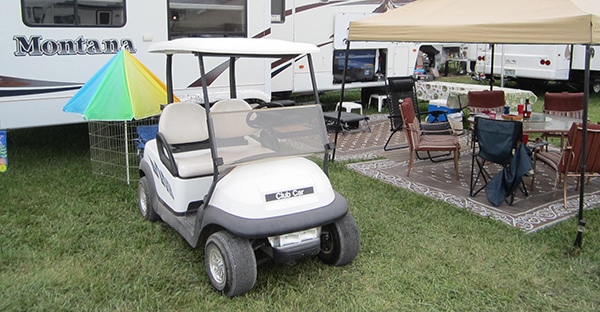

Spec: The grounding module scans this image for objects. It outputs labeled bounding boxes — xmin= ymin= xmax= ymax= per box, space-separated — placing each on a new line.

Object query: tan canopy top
xmin=348 ymin=0 xmax=600 ymax=44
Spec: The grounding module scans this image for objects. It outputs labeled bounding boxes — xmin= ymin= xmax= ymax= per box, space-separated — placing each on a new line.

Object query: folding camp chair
xmin=541 ymin=92 xmax=584 ymax=147
xmin=382 ymin=76 xmax=415 ymax=151
xmin=400 ymin=98 xmax=460 ymax=180
xmin=383 ymin=76 xmax=447 ymax=150
xmin=467 ymin=90 xmax=505 ymax=114
xmin=531 ymin=122 xmax=600 ymax=208
xmin=384 ymin=76 xmax=453 ymax=161
xmin=470 ymin=117 xmax=530 ymax=206
xmin=136 ymin=124 xmax=159 ymax=159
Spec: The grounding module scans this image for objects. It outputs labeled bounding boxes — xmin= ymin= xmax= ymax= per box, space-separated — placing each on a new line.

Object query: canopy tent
xmin=344 ymin=0 xmax=600 ymax=247
xmin=348 ymin=0 xmax=599 ymax=44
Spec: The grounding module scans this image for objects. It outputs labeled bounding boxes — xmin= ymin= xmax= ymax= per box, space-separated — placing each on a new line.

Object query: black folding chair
xmin=470 ymin=117 xmax=530 ymax=206
xmin=383 ymin=76 xmax=416 ymax=151
xmin=384 ymin=76 xmax=452 ymax=162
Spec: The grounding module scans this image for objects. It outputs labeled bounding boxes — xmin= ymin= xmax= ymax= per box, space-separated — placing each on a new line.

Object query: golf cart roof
xmin=148 ymin=37 xmax=320 ymax=57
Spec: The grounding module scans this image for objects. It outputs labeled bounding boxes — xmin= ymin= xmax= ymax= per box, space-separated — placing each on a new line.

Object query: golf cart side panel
xmin=139 ymin=157 xmax=158 ymax=209
xmin=200 ymin=191 xmax=349 ymax=239
xmin=144 ymin=140 xmax=212 ymax=214
xmin=210 ymin=157 xmax=336 ymax=219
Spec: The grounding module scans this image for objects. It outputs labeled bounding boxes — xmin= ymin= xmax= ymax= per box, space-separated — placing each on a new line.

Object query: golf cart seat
xmin=211 ymin=98 xmax=253 ymax=113
xmin=156 ymin=102 xmax=213 ymax=178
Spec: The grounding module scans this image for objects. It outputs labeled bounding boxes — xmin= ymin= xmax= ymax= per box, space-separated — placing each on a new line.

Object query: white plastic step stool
xmin=336 ymin=102 xmax=363 ymax=115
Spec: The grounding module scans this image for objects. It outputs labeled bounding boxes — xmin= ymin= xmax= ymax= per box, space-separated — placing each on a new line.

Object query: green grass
xmin=1 ymin=84 xmax=600 ymax=311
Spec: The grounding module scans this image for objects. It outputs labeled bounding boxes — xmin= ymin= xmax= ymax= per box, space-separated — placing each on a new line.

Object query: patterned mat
xmin=331 ymin=114 xmax=600 ymax=233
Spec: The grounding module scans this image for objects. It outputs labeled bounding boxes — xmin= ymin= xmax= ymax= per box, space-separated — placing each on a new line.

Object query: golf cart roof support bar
xmin=307 ymin=54 xmax=320 ymax=104
xmin=166 ymin=54 xmax=174 ymax=103
xmin=229 ymin=57 xmax=237 ymax=99
xmin=197 ymin=54 xmax=221 ymax=210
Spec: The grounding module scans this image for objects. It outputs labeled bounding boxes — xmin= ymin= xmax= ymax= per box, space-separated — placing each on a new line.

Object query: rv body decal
xmin=13 ymin=35 xmax=137 ymax=57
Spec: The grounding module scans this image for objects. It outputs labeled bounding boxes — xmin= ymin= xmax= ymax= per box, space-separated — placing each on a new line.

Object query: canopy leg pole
xmin=331 ymin=40 xmax=351 ymax=162
xmin=574 ymin=44 xmax=591 ymax=248
xmin=489 ymin=44 xmax=495 ymax=90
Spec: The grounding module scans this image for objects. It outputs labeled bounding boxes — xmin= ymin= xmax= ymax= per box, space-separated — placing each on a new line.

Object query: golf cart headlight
xmin=268 ymin=228 xmax=320 ymax=248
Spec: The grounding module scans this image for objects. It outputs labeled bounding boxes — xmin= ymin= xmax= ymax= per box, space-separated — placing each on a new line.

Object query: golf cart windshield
xmin=211 ymin=104 xmax=329 ymax=167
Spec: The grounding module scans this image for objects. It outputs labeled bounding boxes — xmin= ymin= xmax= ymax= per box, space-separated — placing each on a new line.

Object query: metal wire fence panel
xmin=88 ymin=118 xmax=159 ymax=184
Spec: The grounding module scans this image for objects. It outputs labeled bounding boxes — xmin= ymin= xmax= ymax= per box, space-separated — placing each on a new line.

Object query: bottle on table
xmin=523 ymin=99 xmax=531 ymax=119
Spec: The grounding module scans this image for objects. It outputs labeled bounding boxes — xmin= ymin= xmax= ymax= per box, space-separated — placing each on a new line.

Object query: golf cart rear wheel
xmin=138 ymin=176 xmax=160 ymax=222
xmin=319 ymin=213 xmax=360 ymax=266
xmin=205 ymin=231 xmax=257 ymax=298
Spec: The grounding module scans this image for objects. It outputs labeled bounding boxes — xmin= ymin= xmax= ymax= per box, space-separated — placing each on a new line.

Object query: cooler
xmin=427 ymin=99 xmax=461 ymax=122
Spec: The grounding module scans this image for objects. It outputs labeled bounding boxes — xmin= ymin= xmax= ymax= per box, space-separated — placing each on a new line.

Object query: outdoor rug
xmin=330 ymin=113 xmax=600 ymax=233
xmin=347 ymin=154 xmax=600 ymax=233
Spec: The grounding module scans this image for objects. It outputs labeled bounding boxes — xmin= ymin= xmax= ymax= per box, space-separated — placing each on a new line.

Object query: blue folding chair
xmin=136 ymin=124 xmax=159 ymax=159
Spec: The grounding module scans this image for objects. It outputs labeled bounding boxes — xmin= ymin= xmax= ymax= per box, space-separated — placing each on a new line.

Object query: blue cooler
xmin=427 ymin=99 xmax=461 ymax=122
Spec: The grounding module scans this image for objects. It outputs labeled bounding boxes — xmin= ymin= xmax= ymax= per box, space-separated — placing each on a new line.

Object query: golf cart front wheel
xmin=138 ymin=176 xmax=160 ymax=222
xmin=319 ymin=213 xmax=360 ymax=266
xmin=205 ymin=231 xmax=257 ymax=298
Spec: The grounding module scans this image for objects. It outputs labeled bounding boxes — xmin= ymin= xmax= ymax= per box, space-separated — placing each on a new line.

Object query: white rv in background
xmin=269 ymin=0 xmax=426 ymax=102
xmin=475 ymin=44 xmax=600 ymax=92
xmin=1 ymin=0 xmax=273 ymax=129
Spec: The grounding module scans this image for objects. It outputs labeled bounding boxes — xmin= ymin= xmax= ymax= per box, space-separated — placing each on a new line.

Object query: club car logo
xmin=265 ymin=187 xmax=314 ymax=202
xmin=13 ymin=35 xmax=137 ymax=57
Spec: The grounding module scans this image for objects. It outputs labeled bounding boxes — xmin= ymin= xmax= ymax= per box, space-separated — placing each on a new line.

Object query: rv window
xmin=21 ymin=0 xmax=125 ymax=27
xmin=271 ymin=0 xmax=285 ymax=24
xmin=332 ymin=49 xmax=378 ymax=84
xmin=168 ymin=0 xmax=247 ymax=39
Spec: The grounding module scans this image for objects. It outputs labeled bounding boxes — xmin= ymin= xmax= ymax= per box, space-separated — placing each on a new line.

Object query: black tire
xmin=137 ymin=176 xmax=160 ymax=222
xmin=205 ymin=231 xmax=257 ymax=298
xmin=593 ymin=80 xmax=600 ymax=94
xmin=318 ymin=213 xmax=360 ymax=266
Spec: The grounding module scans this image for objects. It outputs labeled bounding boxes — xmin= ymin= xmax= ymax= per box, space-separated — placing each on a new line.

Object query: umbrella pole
xmin=124 ymin=120 xmax=130 ymax=186
xmin=574 ymin=44 xmax=591 ymax=248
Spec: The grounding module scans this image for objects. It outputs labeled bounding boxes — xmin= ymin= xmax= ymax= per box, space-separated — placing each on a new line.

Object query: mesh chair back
xmin=473 ymin=117 xmax=522 ymax=166
xmin=386 ymin=76 xmax=417 ymax=129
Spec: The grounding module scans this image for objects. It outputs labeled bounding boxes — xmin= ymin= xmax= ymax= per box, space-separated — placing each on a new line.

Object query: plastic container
xmin=447 ymin=112 xmax=464 ymax=132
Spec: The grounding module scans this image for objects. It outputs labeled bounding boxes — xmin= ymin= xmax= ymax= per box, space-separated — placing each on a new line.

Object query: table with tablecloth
xmin=416 ymin=81 xmax=538 ymax=109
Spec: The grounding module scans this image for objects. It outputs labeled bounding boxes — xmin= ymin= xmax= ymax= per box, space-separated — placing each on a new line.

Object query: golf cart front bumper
xmin=201 ymin=191 xmax=348 ymax=239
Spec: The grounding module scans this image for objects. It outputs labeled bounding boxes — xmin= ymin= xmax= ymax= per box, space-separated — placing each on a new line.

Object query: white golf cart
xmin=137 ymin=38 xmax=360 ymax=297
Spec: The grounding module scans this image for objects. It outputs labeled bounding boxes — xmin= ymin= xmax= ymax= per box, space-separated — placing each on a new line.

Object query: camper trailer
xmin=269 ymin=0 xmax=424 ymax=102
xmin=1 ymin=0 xmax=273 ymax=129
xmin=475 ymin=44 xmax=600 ymax=92
xmin=2 ymin=0 xmax=444 ymax=129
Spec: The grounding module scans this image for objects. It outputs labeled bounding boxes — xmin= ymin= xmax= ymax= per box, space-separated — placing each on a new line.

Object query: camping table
xmin=416 ymin=81 xmax=538 ymax=107
xmin=469 ymin=112 xmax=580 ymax=144
xmin=470 ymin=113 xmax=579 ymax=133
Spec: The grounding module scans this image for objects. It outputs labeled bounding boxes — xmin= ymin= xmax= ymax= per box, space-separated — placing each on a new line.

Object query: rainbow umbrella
xmin=63 ymin=50 xmax=179 ymax=184
xmin=63 ymin=49 xmax=178 ymax=120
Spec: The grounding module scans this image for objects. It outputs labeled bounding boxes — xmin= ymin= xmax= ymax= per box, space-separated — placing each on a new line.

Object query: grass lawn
xmin=1 ymin=80 xmax=600 ymax=311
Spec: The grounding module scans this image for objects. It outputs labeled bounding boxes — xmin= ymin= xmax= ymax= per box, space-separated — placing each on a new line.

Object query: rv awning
xmin=148 ymin=38 xmax=320 ymax=57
